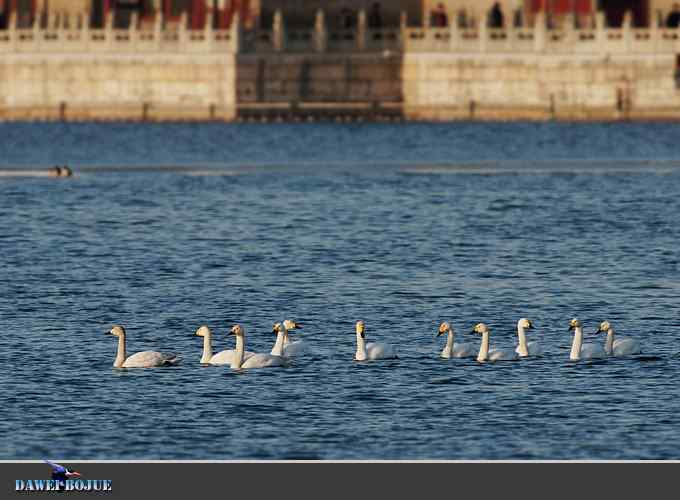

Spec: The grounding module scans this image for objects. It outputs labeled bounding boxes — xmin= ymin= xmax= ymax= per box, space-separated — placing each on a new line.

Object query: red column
xmin=216 ymin=0 xmax=229 ymax=29
xmin=191 ymin=0 xmax=206 ymax=29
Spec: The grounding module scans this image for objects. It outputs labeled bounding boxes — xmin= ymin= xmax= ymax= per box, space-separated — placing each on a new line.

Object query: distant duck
xmin=568 ymin=319 xmax=606 ymax=361
xmin=595 ymin=321 xmax=641 ymax=357
xmin=59 ymin=165 xmax=73 ymax=177
xmin=228 ymin=324 xmax=286 ymax=369
xmin=437 ymin=322 xmax=476 ymax=358
xmin=470 ymin=323 xmax=518 ymax=362
xmin=106 ymin=325 xmax=182 ymax=368
xmin=195 ymin=325 xmax=254 ymax=365
xmin=48 ymin=166 xmax=61 ymax=177
xmin=515 ymin=318 xmax=542 ymax=357
xmin=353 ymin=320 xmax=397 ymax=361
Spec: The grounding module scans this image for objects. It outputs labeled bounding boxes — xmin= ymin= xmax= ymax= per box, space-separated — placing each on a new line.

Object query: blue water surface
xmin=1 ymin=122 xmax=679 ymax=460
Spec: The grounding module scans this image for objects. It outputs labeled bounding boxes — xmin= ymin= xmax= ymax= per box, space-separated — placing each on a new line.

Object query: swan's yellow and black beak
xmin=594 ymin=327 xmax=603 ymax=334
xmin=527 ymin=320 xmax=534 ymax=329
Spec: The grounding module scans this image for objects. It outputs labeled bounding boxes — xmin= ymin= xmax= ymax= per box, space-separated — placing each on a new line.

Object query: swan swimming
xmin=470 ymin=323 xmax=518 ymax=362
xmin=595 ymin=321 xmax=641 ymax=357
xmin=437 ymin=322 xmax=476 ymax=358
xmin=271 ymin=319 xmax=307 ymax=357
xmin=515 ymin=318 xmax=542 ymax=357
xmin=106 ymin=325 xmax=181 ymax=368
xmin=228 ymin=324 xmax=286 ymax=369
xmin=354 ymin=320 xmax=397 ymax=361
xmin=568 ymin=318 xmax=606 ymax=361
xmin=195 ymin=325 xmax=254 ymax=365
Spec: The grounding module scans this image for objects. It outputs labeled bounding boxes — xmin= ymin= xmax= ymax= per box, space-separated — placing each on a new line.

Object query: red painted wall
xmin=531 ymin=0 xmax=592 ymax=13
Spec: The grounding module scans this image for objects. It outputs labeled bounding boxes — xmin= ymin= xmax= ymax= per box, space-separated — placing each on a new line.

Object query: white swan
xmin=228 ymin=324 xmax=286 ymax=369
xmin=195 ymin=325 xmax=255 ymax=365
xmin=276 ymin=319 xmax=307 ymax=357
xmin=470 ymin=323 xmax=518 ymax=362
xmin=568 ymin=318 xmax=606 ymax=361
xmin=106 ymin=325 xmax=181 ymax=368
xmin=437 ymin=322 xmax=476 ymax=358
xmin=515 ymin=318 xmax=542 ymax=357
xmin=595 ymin=321 xmax=641 ymax=357
xmin=354 ymin=320 xmax=397 ymax=361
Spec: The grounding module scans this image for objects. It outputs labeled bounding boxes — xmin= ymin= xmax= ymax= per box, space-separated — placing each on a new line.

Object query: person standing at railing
xmin=666 ymin=4 xmax=680 ymax=28
xmin=488 ymin=2 xmax=504 ymax=28
xmin=368 ymin=3 xmax=382 ymax=29
xmin=340 ymin=8 xmax=356 ymax=30
xmin=456 ymin=9 xmax=468 ymax=28
xmin=431 ymin=3 xmax=448 ymax=28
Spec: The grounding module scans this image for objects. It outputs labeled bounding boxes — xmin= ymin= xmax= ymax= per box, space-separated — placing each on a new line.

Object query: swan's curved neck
xmin=201 ymin=332 xmax=213 ymax=364
xmin=477 ymin=331 xmax=489 ymax=362
xmin=570 ymin=327 xmax=583 ymax=360
xmin=271 ymin=330 xmax=286 ymax=356
xmin=283 ymin=330 xmax=290 ymax=347
xmin=441 ymin=331 xmax=454 ymax=358
xmin=517 ymin=325 xmax=529 ymax=357
xmin=604 ymin=328 xmax=615 ymax=355
xmin=231 ymin=334 xmax=245 ymax=369
xmin=114 ymin=335 xmax=127 ymax=368
xmin=355 ymin=333 xmax=367 ymax=361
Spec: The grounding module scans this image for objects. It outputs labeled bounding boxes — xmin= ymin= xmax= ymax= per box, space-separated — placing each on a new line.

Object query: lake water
xmin=1 ymin=122 xmax=680 ymax=460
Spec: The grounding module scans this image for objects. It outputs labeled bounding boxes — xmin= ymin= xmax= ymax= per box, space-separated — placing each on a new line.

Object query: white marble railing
xmin=2 ymin=10 xmax=680 ymax=55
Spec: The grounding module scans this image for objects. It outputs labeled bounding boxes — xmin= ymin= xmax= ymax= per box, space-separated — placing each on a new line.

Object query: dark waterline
xmin=1 ymin=122 xmax=679 ymax=460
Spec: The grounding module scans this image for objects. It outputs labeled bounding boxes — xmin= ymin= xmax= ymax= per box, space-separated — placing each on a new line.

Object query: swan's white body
xmin=282 ymin=335 xmax=307 ymax=357
xmin=107 ymin=326 xmax=181 ymax=369
xmin=196 ymin=326 xmax=254 ymax=365
xmin=569 ymin=323 xmax=606 ymax=361
xmin=438 ymin=323 xmax=476 ymax=358
xmin=476 ymin=332 xmax=518 ymax=362
xmin=600 ymin=323 xmax=641 ymax=357
xmin=515 ymin=318 xmax=542 ymax=357
xmin=229 ymin=325 xmax=286 ymax=369
xmin=354 ymin=321 xmax=397 ymax=361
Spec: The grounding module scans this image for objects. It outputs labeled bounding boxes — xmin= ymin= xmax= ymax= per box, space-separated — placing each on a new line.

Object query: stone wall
xmin=0 ymin=52 xmax=237 ymax=121
xmin=402 ymin=53 xmax=680 ymax=121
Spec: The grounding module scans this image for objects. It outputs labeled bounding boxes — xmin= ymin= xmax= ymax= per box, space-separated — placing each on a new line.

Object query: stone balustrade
xmin=2 ymin=9 xmax=680 ymax=55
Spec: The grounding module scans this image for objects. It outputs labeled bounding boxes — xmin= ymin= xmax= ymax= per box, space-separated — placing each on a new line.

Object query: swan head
xmin=195 ymin=325 xmax=211 ymax=337
xmin=355 ymin=320 xmax=366 ymax=339
xmin=228 ymin=324 xmax=244 ymax=337
xmin=518 ymin=318 xmax=534 ymax=330
xmin=106 ymin=325 xmax=126 ymax=337
xmin=437 ymin=322 xmax=452 ymax=336
xmin=470 ymin=323 xmax=489 ymax=335
xmin=595 ymin=321 xmax=611 ymax=334
xmin=283 ymin=319 xmax=302 ymax=330
xmin=568 ymin=318 xmax=581 ymax=332
xmin=272 ymin=322 xmax=286 ymax=334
